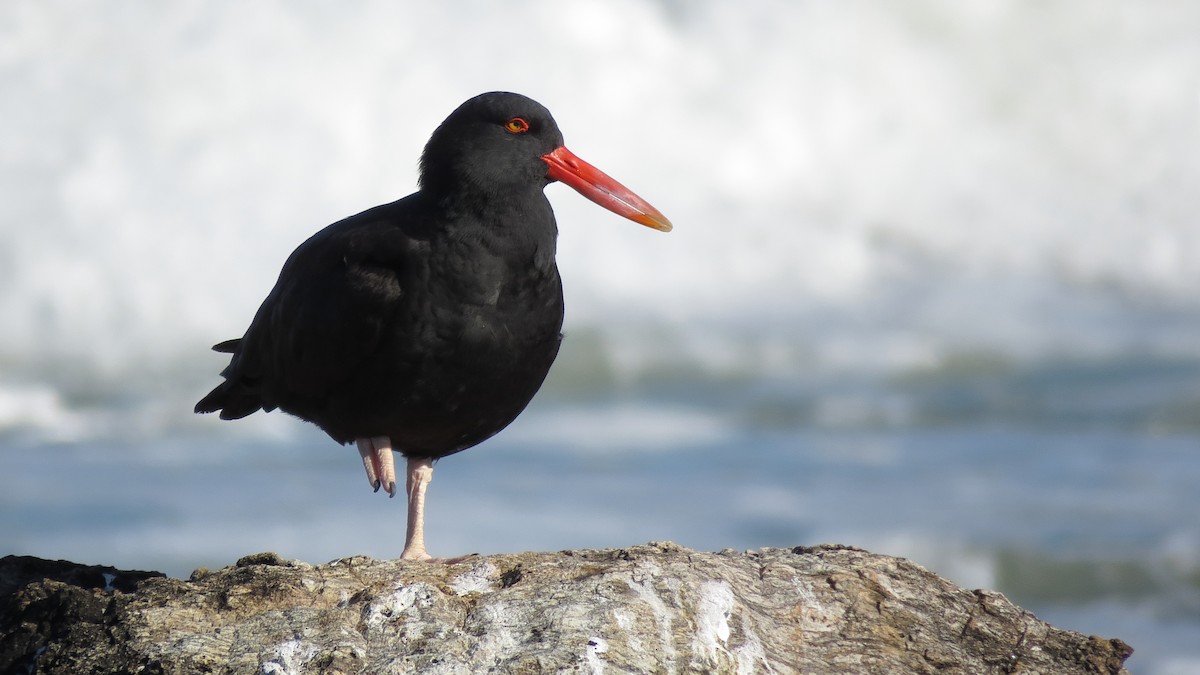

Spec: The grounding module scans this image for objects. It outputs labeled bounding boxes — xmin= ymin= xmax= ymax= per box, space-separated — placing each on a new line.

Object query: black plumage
xmin=195 ymin=92 xmax=670 ymax=560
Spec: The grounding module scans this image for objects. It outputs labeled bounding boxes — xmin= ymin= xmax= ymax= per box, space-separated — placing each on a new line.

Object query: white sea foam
xmin=0 ymin=383 xmax=72 ymax=431
xmin=1 ymin=1 xmax=1197 ymax=394
xmin=504 ymin=403 xmax=733 ymax=452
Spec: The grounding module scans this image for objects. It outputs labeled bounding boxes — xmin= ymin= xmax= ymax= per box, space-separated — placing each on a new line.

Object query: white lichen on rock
xmin=0 ymin=544 xmax=1133 ymax=675
xmin=449 ymin=560 xmax=497 ymax=596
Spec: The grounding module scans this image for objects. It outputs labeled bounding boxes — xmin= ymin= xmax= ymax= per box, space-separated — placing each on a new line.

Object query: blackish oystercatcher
xmin=195 ymin=92 xmax=671 ymax=561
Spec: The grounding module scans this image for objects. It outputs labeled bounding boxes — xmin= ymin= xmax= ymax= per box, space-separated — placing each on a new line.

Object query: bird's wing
xmin=197 ymin=199 xmax=418 ymax=418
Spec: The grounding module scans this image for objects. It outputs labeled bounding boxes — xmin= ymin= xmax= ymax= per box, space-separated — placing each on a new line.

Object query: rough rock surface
xmin=0 ymin=543 xmax=1131 ymax=674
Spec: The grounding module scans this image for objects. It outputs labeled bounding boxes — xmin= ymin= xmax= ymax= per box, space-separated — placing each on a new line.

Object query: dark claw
xmin=386 ymin=481 xmax=397 ymax=498
xmin=372 ymin=479 xmax=381 ymax=493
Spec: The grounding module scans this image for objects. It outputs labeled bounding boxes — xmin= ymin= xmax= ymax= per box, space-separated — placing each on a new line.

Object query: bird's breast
xmin=406 ymin=239 xmax=563 ymax=359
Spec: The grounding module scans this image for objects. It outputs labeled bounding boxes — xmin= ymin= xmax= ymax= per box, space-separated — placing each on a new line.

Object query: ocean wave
xmin=1 ymin=1 xmax=1199 ymax=385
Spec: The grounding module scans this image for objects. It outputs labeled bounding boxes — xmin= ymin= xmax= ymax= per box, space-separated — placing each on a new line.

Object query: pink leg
xmin=400 ymin=456 xmax=435 ymax=561
xmin=355 ymin=436 xmax=397 ymax=497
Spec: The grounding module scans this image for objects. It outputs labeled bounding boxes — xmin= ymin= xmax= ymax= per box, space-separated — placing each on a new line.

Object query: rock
xmin=0 ymin=543 xmax=1132 ymax=674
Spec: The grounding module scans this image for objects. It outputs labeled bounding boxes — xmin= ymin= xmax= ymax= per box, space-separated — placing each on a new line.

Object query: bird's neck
xmin=426 ymin=185 xmax=558 ymax=242
xmin=419 ymin=187 xmax=561 ymax=299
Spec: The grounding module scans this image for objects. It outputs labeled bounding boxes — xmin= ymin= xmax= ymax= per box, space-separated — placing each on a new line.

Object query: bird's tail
xmin=195 ymin=380 xmax=265 ymax=419
xmin=194 ymin=339 xmax=265 ymax=419
xmin=211 ymin=338 xmax=241 ymax=354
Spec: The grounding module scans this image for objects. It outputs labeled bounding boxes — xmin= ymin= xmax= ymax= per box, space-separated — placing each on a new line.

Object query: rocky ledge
xmin=0 ymin=543 xmax=1130 ymax=674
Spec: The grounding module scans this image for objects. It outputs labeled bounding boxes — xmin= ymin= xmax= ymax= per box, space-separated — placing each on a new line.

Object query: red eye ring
xmin=504 ymin=117 xmax=530 ymax=134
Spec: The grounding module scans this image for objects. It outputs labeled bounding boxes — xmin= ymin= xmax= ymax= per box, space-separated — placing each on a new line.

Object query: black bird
xmin=195 ymin=92 xmax=671 ymax=560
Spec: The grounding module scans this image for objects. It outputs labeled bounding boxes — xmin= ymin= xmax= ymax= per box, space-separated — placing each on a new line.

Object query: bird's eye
xmin=504 ymin=117 xmax=530 ymax=134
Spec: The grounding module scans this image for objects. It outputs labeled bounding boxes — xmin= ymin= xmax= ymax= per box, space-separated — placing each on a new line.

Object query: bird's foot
xmin=355 ymin=436 xmax=397 ymax=497
xmin=435 ymin=553 xmax=480 ymax=565
xmin=398 ymin=550 xmax=478 ymax=565
xmin=399 ymin=546 xmax=431 ymax=562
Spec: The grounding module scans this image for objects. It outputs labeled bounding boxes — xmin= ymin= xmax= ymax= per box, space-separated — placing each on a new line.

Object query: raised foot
xmin=355 ymin=437 xmax=397 ymax=497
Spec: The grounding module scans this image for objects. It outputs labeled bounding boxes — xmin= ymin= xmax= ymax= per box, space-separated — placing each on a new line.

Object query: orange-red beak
xmin=542 ymin=146 xmax=673 ymax=232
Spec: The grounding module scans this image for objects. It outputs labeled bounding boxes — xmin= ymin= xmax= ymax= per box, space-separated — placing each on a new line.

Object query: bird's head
xmin=420 ymin=92 xmax=672 ymax=232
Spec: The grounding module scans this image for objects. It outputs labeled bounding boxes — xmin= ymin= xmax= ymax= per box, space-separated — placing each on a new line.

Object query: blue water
xmin=4 ymin=355 xmax=1199 ymax=672
xmin=3 ymin=2 xmax=1200 ymax=672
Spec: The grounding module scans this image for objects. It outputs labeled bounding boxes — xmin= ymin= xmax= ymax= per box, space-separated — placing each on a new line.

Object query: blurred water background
xmin=1 ymin=2 xmax=1198 ymax=672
